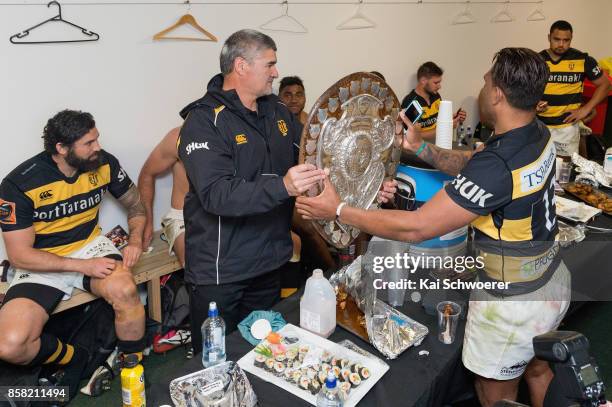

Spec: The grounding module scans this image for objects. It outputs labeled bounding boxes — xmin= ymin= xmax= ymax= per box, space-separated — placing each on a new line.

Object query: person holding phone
xmin=401 ymin=61 xmax=467 ymax=141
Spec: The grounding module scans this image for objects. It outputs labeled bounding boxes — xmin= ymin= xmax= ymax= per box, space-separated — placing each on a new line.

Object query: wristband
xmin=415 ymin=141 xmax=427 ymax=157
xmin=336 ymin=202 xmax=347 ymax=220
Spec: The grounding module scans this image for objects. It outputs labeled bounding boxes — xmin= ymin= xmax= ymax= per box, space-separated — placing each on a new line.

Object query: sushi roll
xmin=285 ymin=349 xmax=297 ymax=361
xmin=309 ymin=379 xmax=321 ymax=395
xmin=312 ymin=363 xmax=320 ymax=372
xmin=264 ymin=358 xmax=275 ymax=372
xmin=306 ymin=367 xmax=317 ymax=380
xmin=332 ymin=366 xmax=341 ymax=378
xmin=298 ymin=353 xmax=305 ymax=362
xmin=298 ymin=344 xmax=310 ymax=355
xmin=349 ymin=372 xmax=362 ymax=388
xmin=331 ymin=357 xmax=340 ymax=367
xmin=254 ymin=354 xmax=267 ymax=368
xmin=340 ymin=369 xmax=351 ymax=382
xmin=283 ymin=368 xmax=294 ymax=382
xmin=321 ymin=363 xmax=331 ymax=374
xmin=339 ymin=382 xmax=351 ymax=401
xmin=318 ymin=371 xmax=328 ymax=385
xmin=340 ymin=359 xmax=350 ymax=369
xmin=359 ymin=367 xmax=371 ymax=380
xmin=275 ymin=352 xmax=286 ymax=363
xmin=274 ymin=361 xmax=286 ymax=376
xmin=292 ymin=360 xmax=302 ymax=370
xmin=291 ymin=370 xmax=302 ymax=384
xmin=351 ymin=363 xmax=363 ymax=374
xmin=321 ymin=350 xmax=332 ymax=363
xmin=299 ymin=376 xmax=311 ymax=391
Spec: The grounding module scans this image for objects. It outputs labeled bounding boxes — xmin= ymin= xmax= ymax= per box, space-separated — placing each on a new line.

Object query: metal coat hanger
xmin=153 ymin=1 xmax=217 ymax=41
xmin=527 ymin=1 xmax=546 ymax=21
xmin=452 ymin=1 xmax=476 ymax=25
xmin=260 ymin=1 xmax=308 ymax=34
xmin=10 ymin=1 xmax=99 ymax=44
xmin=337 ymin=0 xmax=376 ymax=30
xmin=491 ymin=0 xmax=514 ymax=23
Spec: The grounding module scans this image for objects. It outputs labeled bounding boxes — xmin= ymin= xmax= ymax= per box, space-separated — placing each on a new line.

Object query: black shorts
xmin=0 ymin=253 xmax=123 ymax=314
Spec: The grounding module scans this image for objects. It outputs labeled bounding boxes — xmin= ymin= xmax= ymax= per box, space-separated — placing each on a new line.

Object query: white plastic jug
xmin=300 ymin=269 xmax=336 ymax=338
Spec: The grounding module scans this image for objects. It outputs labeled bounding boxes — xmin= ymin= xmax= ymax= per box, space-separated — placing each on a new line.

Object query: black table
xmin=150 ymin=293 xmax=471 ymax=407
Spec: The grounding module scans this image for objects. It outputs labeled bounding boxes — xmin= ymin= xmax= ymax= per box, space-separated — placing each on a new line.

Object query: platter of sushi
xmin=237 ymin=324 xmax=389 ymax=406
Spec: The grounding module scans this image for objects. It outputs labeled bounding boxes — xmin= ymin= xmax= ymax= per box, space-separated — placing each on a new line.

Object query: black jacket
xmin=178 ymin=74 xmax=301 ymax=285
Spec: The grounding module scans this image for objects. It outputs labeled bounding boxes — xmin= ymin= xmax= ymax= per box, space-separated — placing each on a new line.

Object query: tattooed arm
xmin=117 ymin=184 xmax=146 ymax=267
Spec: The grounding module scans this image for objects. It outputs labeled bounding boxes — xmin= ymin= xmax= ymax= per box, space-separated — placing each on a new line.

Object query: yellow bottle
xmin=121 ymin=354 xmax=146 ymax=407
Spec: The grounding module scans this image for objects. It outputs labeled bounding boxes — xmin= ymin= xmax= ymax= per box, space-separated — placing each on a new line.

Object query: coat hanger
xmin=452 ymin=1 xmax=476 ymax=25
xmin=491 ymin=0 xmax=514 ymax=23
xmin=337 ymin=0 xmax=376 ymax=30
xmin=259 ymin=1 xmax=308 ymax=34
xmin=10 ymin=1 xmax=99 ymax=44
xmin=153 ymin=1 xmax=218 ymax=42
xmin=527 ymin=1 xmax=546 ymax=21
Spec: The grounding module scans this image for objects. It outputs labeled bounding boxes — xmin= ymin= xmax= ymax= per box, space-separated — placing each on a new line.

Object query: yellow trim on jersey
xmin=471 ymin=215 xmax=533 ymax=241
xmin=34 ymin=206 xmax=99 ymax=234
xmin=511 ymin=138 xmax=556 ymax=199
xmin=420 ymin=99 xmax=440 ymax=131
xmin=537 ymin=103 xmax=582 ymax=118
xmin=24 ymin=164 xmax=111 ymax=207
xmin=544 ymin=82 xmax=583 ymax=96
xmin=42 ymin=226 xmax=101 ymax=256
xmin=213 ymin=105 xmax=226 ymax=126
xmin=546 ymin=59 xmax=585 ymax=73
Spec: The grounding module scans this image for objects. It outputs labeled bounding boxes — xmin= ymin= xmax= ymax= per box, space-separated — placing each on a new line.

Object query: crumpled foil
xmin=169 ymin=361 xmax=257 ymax=407
xmin=572 ymin=153 xmax=612 ymax=188
xmin=330 ymin=256 xmax=429 ymax=359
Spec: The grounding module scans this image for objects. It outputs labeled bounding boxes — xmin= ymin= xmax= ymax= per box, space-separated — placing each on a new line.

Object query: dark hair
xmin=490 ymin=48 xmax=549 ymax=111
xmin=417 ymin=62 xmax=443 ymax=80
xmin=550 ymin=20 xmax=573 ymax=34
xmin=370 ymin=71 xmax=386 ymax=81
xmin=220 ymin=29 xmax=277 ymax=75
xmin=279 ymin=76 xmax=304 ymax=93
xmin=43 ymin=110 xmax=95 ymax=154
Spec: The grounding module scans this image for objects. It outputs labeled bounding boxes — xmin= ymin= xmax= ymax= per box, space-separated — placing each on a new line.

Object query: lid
xmin=312 ymin=269 xmax=323 ymax=278
xmin=208 ymin=301 xmax=218 ymax=317
xmin=251 ymin=319 xmax=272 ymax=340
xmin=123 ymin=353 xmax=140 ymax=368
xmin=324 ymin=372 xmax=337 ymax=389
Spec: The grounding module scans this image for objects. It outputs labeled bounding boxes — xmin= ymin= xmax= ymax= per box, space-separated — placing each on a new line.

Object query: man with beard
xmin=297 ymin=48 xmax=571 ymax=407
xmin=537 ymin=20 xmax=611 ymax=157
xmin=0 ymin=110 xmax=146 ymax=400
xmin=401 ymin=61 xmax=466 ymax=141
xmin=278 ymin=76 xmax=308 ymax=125
xmin=178 ymin=29 xmax=326 ymax=353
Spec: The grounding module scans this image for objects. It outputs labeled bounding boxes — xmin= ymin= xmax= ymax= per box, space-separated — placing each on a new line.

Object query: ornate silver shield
xmin=299 ymin=72 xmax=402 ymax=248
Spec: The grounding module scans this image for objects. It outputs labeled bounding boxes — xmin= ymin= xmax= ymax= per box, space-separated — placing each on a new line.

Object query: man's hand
xmin=143 ymin=221 xmax=154 ymax=250
xmin=563 ymin=106 xmax=590 ymax=124
xmin=283 ymin=164 xmax=327 ymax=197
xmin=452 ymin=108 xmax=467 ymax=128
xmin=377 ymin=179 xmax=397 ymax=204
xmin=536 ymin=101 xmax=548 ymax=113
xmin=397 ymin=111 xmax=423 ymax=152
xmin=122 ymin=243 xmax=143 ymax=268
xmin=82 ymin=257 xmax=116 ymax=279
xmin=295 ymin=177 xmax=341 ymax=221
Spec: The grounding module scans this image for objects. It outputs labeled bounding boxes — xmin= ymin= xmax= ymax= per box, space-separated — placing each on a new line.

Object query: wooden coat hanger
xmin=153 ymin=1 xmax=217 ymax=42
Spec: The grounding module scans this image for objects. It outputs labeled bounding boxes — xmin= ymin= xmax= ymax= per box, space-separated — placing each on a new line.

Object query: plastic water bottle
xmin=316 ymin=372 xmax=343 ymax=407
xmin=201 ymin=301 xmax=226 ymax=368
xmin=456 ymin=125 xmax=465 ymax=144
xmin=465 ymin=126 xmax=473 ymax=144
xmin=300 ymin=269 xmax=336 ymax=338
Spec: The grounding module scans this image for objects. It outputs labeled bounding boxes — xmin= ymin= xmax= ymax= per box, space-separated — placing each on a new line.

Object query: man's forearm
xmin=9 ymin=247 xmax=82 ymax=273
xmin=418 ymin=143 xmax=474 ymax=176
xmin=137 ymin=175 xmax=155 ymax=221
xmin=339 ymin=206 xmax=424 ymax=243
xmin=127 ymin=215 xmax=146 ymax=246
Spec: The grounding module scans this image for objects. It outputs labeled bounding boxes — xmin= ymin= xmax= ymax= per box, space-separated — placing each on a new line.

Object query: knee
xmin=104 ymin=276 xmax=140 ymax=308
xmin=0 ymin=329 xmax=29 ymax=363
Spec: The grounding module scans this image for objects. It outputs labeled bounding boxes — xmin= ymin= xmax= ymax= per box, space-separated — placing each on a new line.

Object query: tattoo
xmin=418 ymin=144 xmax=473 ymax=176
xmin=118 ymin=184 xmax=146 ymax=219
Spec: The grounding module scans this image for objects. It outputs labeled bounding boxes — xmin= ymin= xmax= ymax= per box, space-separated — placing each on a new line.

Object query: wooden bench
xmin=0 ymin=231 xmax=182 ymax=322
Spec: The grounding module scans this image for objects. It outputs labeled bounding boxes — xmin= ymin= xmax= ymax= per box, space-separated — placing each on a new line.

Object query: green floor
xmin=70 ymin=302 xmax=612 ymax=406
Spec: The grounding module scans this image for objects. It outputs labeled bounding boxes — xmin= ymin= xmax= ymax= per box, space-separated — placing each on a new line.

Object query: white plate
xmin=237 ymin=324 xmax=389 ymax=407
xmin=555 ymin=195 xmax=602 ymax=223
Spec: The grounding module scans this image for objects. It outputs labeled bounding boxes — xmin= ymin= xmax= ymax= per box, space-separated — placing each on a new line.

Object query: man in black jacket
xmin=178 ymin=29 xmax=326 ymax=353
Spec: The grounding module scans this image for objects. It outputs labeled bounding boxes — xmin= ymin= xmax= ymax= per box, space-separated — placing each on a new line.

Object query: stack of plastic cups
xmin=436 ymin=100 xmax=454 ymax=150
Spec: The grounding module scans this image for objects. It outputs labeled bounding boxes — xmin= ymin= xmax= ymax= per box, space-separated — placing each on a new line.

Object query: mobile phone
xmin=404 ymin=99 xmax=424 ymax=124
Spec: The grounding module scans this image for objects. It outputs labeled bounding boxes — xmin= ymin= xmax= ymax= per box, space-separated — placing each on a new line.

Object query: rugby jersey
xmin=445 ymin=120 xmax=559 ymax=294
xmin=0 ymin=150 xmax=133 ymax=256
xmin=538 ymin=48 xmax=603 ymax=128
xmin=401 ymin=90 xmax=441 ymax=132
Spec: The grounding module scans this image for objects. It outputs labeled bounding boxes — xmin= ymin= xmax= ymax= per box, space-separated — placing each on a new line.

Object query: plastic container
xmin=121 ymin=354 xmax=146 ymax=407
xmin=300 ymin=269 xmax=336 ymax=338
xmin=604 ymin=147 xmax=612 ymax=176
xmin=316 ymin=372 xmax=343 ymax=407
xmin=202 ymin=301 xmax=226 ymax=368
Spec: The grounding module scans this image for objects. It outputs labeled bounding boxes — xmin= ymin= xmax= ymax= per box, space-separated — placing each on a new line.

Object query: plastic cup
xmin=435 ymin=121 xmax=454 ymax=149
xmin=437 ymin=301 xmax=461 ymax=344
xmin=438 ymin=100 xmax=453 ymax=122
xmin=558 ymin=161 xmax=572 ymax=184
xmin=387 ymin=266 xmax=409 ymax=307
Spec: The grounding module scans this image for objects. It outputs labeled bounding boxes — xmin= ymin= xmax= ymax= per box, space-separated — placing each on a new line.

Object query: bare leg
xmin=474 ymin=375 xmax=521 ymax=407
xmin=0 ymin=298 xmax=48 ymax=364
xmin=524 ymin=358 xmax=553 ymax=407
xmin=90 ymin=264 xmax=145 ymax=341
xmin=173 ymin=232 xmax=186 ymax=268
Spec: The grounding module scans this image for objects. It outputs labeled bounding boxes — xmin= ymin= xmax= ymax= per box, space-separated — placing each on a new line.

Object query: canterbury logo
xmin=186 ymin=142 xmax=209 ymax=155
xmin=89 ymin=173 xmax=99 ymax=186
xmin=39 ymin=190 xmax=53 ymax=200
xmin=235 ymin=134 xmax=248 ymax=145
xmin=277 ymin=119 xmax=288 ymax=136
xmin=451 ymin=175 xmax=493 ymax=208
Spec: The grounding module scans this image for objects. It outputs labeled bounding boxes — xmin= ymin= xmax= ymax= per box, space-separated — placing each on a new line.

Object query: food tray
xmin=237 ymin=324 xmax=389 ymax=407
xmin=562 ymin=182 xmax=612 ymax=215
xmin=555 ymin=195 xmax=602 ymax=223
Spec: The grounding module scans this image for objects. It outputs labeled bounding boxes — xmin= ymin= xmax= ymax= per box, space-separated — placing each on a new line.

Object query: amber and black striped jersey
xmin=445 ymin=120 xmax=559 ymax=292
xmin=0 ymin=150 xmax=133 ymax=256
xmin=538 ymin=48 xmax=603 ymax=128
xmin=401 ymin=90 xmax=441 ymax=131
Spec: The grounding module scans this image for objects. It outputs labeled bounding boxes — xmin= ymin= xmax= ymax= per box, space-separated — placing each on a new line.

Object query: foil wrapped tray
xmin=299 ymin=72 xmax=402 ymax=248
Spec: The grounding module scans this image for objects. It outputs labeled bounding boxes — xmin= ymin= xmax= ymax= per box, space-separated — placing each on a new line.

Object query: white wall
xmin=1 ymin=0 xmax=610 ymax=259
